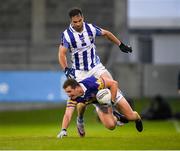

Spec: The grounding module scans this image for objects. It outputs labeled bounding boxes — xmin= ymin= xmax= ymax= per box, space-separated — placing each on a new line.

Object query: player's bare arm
xmin=101 ymin=29 xmax=133 ymax=53
xmin=58 ymin=45 xmax=68 ymax=70
xmin=101 ymin=29 xmax=121 ymax=45
xmin=57 ymin=106 xmax=75 ymax=138
xmin=61 ymin=106 xmax=75 ymax=130
xmin=100 ymin=77 xmax=118 ymax=102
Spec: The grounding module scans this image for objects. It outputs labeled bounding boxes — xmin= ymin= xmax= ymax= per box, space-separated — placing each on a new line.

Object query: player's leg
xmin=112 ymin=109 xmax=129 ymax=123
xmin=115 ymin=96 xmax=143 ymax=132
xmin=73 ymin=67 xmax=114 ymax=135
xmin=95 ymin=104 xmax=117 ymax=130
xmin=115 ymin=96 xmax=139 ymax=120
xmin=73 ymin=71 xmax=89 ymax=137
xmin=76 ymin=102 xmax=86 ymax=137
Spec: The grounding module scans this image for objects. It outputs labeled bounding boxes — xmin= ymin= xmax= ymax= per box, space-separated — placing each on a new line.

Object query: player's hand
xmin=64 ymin=67 xmax=76 ymax=79
xmin=57 ymin=129 xmax=67 ymax=138
xmin=119 ymin=42 xmax=132 ymax=53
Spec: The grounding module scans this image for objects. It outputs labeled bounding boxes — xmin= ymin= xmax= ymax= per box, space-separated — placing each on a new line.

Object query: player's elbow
xmin=59 ymin=50 xmax=65 ymax=58
xmin=101 ymin=29 xmax=110 ymax=37
xmin=112 ymin=80 xmax=118 ymax=89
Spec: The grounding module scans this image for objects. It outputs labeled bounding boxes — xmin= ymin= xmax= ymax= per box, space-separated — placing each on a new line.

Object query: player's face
xmin=71 ymin=15 xmax=84 ymax=32
xmin=64 ymin=86 xmax=80 ymax=100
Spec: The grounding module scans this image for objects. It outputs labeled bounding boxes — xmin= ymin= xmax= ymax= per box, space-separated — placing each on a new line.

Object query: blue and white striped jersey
xmin=60 ymin=22 xmax=102 ymax=71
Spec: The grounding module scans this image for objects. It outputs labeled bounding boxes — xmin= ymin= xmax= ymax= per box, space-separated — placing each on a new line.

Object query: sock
xmin=77 ymin=117 xmax=84 ymax=123
xmin=113 ymin=111 xmax=129 ymax=123
xmin=134 ymin=111 xmax=141 ymax=120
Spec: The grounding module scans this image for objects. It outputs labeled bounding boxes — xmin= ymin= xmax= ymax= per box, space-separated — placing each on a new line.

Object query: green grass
xmin=0 ymin=103 xmax=180 ymax=150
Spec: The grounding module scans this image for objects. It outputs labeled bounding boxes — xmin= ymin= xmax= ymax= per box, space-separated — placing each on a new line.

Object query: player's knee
xmin=107 ymin=125 xmax=116 ymax=130
xmin=105 ymin=122 xmax=116 ymax=130
xmin=77 ymin=103 xmax=86 ymax=115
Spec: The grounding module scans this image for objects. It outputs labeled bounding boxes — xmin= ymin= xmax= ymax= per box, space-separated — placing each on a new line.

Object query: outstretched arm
xmin=57 ymin=106 xmax=75 ymax=138
xmin=61 ymin=106 xmax=75 ymax=130
xmin=101 ymin=29 xmax=121 ymax=46
xmin=101 ymin=29 xmax=132 ymax=53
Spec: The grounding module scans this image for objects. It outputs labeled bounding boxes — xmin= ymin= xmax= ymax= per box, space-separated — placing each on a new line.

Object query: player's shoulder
xmin=61 ymin=24 xmax=72 ymax=34
xmin=61 ymin=28 xmax=69 ymax=35
xmin=85 ymin=22 xmax=102 ymax=34
xmin=84 ymin=21 xmax=92 ymax=26
xmin=60 ymin=28 xmax=71 ymax=40
xmin=84 ymin=22 xmax=96 ymax=29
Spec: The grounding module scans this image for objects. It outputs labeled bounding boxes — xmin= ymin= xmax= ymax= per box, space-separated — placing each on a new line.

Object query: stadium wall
xmin=0 ymin=71 xmax=67 ymax=102
xmin=143 ymin=64 xmax=180 ymax=97
xmin=111 ymin=64 xmax=180 ymax=98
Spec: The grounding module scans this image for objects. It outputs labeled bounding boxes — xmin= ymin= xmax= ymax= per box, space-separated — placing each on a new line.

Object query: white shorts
xmin=75 ymin=63 xmax=112 ymax=82
xmin=114 ymin=89 xmax=124 ymax=105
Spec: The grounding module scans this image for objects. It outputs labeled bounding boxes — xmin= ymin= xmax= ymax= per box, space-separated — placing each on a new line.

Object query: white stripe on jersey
xmin=62 ymin=22 xmax=101 ymax=71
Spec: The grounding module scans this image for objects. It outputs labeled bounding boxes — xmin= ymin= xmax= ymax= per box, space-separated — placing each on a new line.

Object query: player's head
xmin=63 ymin=78 xmax=81 ymax=99
xmin=69 ymin=7 xmax=83 ymax=18
xmin=68 ymin=7 xmax=84 ymax=32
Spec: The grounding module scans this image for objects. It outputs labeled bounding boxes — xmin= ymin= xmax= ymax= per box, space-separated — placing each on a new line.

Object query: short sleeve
xmin=67 ymin=99 xmax=77 ymax=108
xmin=97 ymin=78 xmax=105 ymax=90
xmin=92 ymin=24 xmax=102 ymax=36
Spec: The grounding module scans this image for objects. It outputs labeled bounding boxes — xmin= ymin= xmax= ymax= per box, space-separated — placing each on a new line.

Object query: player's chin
xmin=75 ymin=27 xmax=82 ymax=32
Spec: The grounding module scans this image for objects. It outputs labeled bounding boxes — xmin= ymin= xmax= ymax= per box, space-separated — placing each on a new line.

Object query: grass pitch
xmin=0 ymin=102 xmax=180 ymax=150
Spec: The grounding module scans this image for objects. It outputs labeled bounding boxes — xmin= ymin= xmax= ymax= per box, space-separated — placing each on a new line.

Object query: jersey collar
xmin=79 ymin=83 xmax=87 ymax=96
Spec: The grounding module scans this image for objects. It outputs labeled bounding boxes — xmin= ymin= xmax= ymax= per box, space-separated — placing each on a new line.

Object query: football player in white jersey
xmin=58 ymin=7 xmax=133 ymax=138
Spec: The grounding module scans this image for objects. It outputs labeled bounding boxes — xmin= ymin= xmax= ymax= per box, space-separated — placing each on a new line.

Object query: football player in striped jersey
xmin=58 ymin=7 xmax=132 ymax=138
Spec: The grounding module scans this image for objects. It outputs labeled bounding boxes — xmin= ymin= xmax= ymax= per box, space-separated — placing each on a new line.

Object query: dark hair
xmin=68 ymin=7 xmax=83 ymax=18
xmin=63 ymin=78 xmax=80 ymax=89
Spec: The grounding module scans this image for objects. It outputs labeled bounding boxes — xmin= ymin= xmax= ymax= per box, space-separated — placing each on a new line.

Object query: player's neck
xmin=71 ymin=25 xmax=83 ymax=33
xmin=75 ymin=28 xmax=83 ymax=33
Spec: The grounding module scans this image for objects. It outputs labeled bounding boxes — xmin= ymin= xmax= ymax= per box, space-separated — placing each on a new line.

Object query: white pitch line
xmin=172 ymin=119 xmax=180 ymax=133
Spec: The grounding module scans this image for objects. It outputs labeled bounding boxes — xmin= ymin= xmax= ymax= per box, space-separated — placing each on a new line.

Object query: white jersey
xmin=60 ymin=22 xmax=102 ymax=71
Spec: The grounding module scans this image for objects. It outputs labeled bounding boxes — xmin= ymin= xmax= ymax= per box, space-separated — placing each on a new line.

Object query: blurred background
xmin=0 ymin=0 xmax=179 ymax=117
